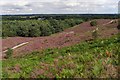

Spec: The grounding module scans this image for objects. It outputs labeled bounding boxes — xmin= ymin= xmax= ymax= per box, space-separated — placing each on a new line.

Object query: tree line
xmin=2 ymin=14 xmax=118 ymax=20
xmin=2 ymin=18 xmax=84 ymax=37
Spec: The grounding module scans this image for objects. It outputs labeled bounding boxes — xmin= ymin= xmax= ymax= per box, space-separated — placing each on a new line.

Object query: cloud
xmin=0 ymin=0 xmax=119 ymax=14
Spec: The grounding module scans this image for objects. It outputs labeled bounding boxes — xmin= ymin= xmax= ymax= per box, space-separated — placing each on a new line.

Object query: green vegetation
xmin=2 ymin=18 xmax=84 ymax=37
xmin=2 ymin=34 xmax=119 ymax=78
xmin=5 ymin=48 xmax=13 ymax=59
xmin=3 ymin=14 xmax=118 ymax=38
xmin=92 ymin=28 xmax=99 ymax=39
xmin=90 ymin=20 xmax=97 ymax=26
xmin=117 ymin=20 xmax=120 ymax=30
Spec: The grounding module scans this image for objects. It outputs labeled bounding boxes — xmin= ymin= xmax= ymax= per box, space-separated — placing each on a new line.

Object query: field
xmin=1 ymin=15 xmax=120 ymax=78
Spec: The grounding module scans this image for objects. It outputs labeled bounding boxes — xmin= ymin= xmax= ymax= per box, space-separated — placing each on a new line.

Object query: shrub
xmin=40 ymin=26 xmax=52 ymax=36
xmin=117 ymin=20 xmax=120 ymax=30
xmin=28 ymin=26 xmax=41 ymax=37
xmin=92 ymin=28 xmax=98 ymax=39
xmin=90 ymin=20 xmax=97 ymax=26
xmin=5 ymin=48 xmax=13 ymax=58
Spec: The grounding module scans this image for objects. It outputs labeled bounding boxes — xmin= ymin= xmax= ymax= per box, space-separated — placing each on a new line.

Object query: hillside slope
xmin=2 ymin=19 xmax=119 ymax=57
xmin=2 ymin=34 xmax=119 ymax=78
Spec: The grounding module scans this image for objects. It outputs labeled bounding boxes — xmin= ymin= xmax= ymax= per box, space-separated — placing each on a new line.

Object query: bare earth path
xmin=3 ymin=42 xmax=29 ymax=53
xmin=2 ymin=19 xmax=118 ymax=58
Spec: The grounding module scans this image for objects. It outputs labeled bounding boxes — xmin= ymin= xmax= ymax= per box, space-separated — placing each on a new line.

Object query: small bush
xmin=90 ymin=20 xmax=97 ymax=26
xmin=117 ymin=20 xmax=120 ymax=30
xmin=5 ymin=48 xmax=13 ymax=58
xmin=92 ymin=28 xmax=98 ymax=39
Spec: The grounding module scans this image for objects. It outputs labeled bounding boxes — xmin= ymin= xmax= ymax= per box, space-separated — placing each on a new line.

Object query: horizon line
xmin=1 ymin=13 xmax=118 ymax=16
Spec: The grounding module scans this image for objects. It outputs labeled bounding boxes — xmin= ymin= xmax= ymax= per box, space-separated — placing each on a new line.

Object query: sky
xmin=0 ymin=0 xmax=119 ymax=15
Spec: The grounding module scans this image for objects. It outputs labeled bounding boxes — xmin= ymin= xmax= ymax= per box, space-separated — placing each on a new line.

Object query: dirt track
xmin=2 ymin=19 xmax=119 ymax=57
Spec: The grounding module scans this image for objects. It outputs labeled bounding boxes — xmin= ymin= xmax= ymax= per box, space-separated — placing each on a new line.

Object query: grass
xmin=5 ymin=48 xmax=13 ymax=59
xmin=2 ymin=34 xmax=119 ymax=78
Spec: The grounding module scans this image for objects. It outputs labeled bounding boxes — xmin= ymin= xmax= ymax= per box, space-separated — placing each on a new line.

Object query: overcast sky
xmin=0 ymin=0 xmax=119 ymax=15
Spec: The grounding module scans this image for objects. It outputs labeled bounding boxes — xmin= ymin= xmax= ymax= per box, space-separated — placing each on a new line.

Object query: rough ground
xmin=2 ymin=19 xmax=119 ymax=58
